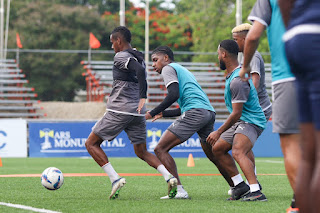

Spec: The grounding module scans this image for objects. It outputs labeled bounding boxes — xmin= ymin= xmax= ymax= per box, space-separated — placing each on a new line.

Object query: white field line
xmin=255 ymin=159 xmax=284 ymax=164
xmin=0 ymin=202 xmax=62 ymax=213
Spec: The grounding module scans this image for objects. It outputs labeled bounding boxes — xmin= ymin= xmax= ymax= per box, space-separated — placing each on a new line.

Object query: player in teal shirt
xmin=146 ymin=46 xmax=231 ymax=199
xmin=207 ymin=40 xmax=267 ymax=201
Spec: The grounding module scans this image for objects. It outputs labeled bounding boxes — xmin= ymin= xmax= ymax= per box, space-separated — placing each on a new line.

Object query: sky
xmin=129 ymin=0 xmax=176 ymax=9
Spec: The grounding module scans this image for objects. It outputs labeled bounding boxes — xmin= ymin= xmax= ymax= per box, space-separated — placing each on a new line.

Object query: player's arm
xmin=240 ymin=21 xmax=265 ymax=79
xmin=127 ymin=59 xmax=147 ymax=113
xmin=251 ymin=73 xmax=260 ymax=90
xmin=127 ymin=59 xmax=147 ymax=99
xmin=146 ymin=82 xmax=180 ymax=119
xmin=207 ymin=78 xmax=250 ymax=145
xmin=207 ymin=102 xmax=243 ymax=145
xmin=278 ymin=0 xmax=296 ymax=27
xmin=250 ymin=55 xmax=261 ymax=90
xmin=240 ymin=0 xmax=270 ymax=80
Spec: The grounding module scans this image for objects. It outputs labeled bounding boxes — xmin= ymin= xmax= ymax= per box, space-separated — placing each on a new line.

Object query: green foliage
xmin=8 ymin=1 xmax=116 ymax=101
xmin=176 ymin=0 xmax=270 ymax=63
xmin=103 ymin=4 xmax=193 ymax=61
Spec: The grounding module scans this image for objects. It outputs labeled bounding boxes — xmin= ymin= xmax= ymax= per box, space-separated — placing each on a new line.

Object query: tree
xmin=103 ymin=3 xmax=193 ymax=61
xmin=176 ymin=0 xmax=270 ymax=62
xmin=8 ymin=1 xmax=117 ymax=101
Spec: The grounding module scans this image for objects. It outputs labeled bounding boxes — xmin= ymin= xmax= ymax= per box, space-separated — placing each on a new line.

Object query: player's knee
xmin=232 ymin=148 xmax=244 ymax=161
xmin=154 ymin=146 xmax=163 ymax=157
xmin=212 ymin=145 xmax=223 ymax=156
xmin=85 ymin=139 xmax=92 ymax=151
xmin=134 ymin=148 xmax=145 ymax=160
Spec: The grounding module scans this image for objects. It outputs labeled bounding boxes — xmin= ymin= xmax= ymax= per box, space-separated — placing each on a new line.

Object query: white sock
xmin=231 ymin=174 xmax=244 ymax=186
xmin=102 ymin=162 xmax=120 ymax=183
xmin=246 ymin=167 xmax=257 ymax=185
xmin=157 ymin=164 xmax=172 ymax=181
xmin=177 ymin=185 xmax=186 ymax=193
xmin=250 ymin=184 xmax=260 ymax=193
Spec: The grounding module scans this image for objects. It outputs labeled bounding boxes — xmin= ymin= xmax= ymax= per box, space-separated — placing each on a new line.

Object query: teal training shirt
xmin=248 ymin=0 xmax=295 ymax=84
xmin=168 ymin=63 xmax=215 ymax=114
xmin=225 ymin=68 xmax=266 ymax=129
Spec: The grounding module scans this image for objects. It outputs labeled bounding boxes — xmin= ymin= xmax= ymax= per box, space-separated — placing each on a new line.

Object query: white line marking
xmin=256 ymin=159 xmax=283 ymax=164
xmin=0 ymin=202 xmax=62 ymax=213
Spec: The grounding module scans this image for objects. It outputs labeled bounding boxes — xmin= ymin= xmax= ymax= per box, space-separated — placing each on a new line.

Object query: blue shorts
xmin=285 ymin=34 xmax=320 ymax=129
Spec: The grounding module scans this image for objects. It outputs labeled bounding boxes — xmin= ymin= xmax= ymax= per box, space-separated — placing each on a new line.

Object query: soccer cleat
xmin=160 ymin=191 xmax=190 ymax=199
xmin=228 ymin=187 xmax=235 ymax=195
xmin=227 ymin=182 xmax=250 ymax=201
xmin=286 ymin=207 xmax=299 ymax=213
xmin=109 ymin=177 xmax=126 ymax=200
xmin=167 ymin=176 xmax=178 ymax=198
xmin=241 ymin=190 xmax=267 ymax=202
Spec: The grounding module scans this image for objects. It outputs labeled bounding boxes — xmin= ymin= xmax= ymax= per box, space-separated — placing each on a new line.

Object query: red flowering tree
xmin=103 ymin=6 xmax=193 ymax=61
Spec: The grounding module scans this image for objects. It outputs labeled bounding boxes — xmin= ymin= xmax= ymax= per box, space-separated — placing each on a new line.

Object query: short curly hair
xmin=111 ymin=26 xmax=131 ymax=43
xmin=151 ymin=46 xmax=174 ymax=61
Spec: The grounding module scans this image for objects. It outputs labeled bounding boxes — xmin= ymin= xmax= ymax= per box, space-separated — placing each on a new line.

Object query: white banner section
xmin=0 ymin=119 xmax=27 ymax=157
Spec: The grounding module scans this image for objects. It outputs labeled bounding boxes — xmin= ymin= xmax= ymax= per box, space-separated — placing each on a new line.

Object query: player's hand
xmin=239 ymin=66 xmax=251 ymax=82
xmin=206 ymin=131 xmax=221 ymax=146
xmin=137 ymin=98 xmax=146 ymax=114
xmin=152 ymin=112 xmax=163 ymax=122
xmin=145 ymin=111 xmax=152 ymax=120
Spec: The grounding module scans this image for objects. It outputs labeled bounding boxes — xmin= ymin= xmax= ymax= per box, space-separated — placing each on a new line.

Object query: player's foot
xmin=245 ymin=180 xmax=263 ymax=191
xmin=286 ymin=207 xmax=299 ymax=213
xmin=167 ymin=176 xmax=178 ymax=198
xmin=241 ymin=190 xmax=267 ymax=202
xmin=228 ymin=187 xmax=235 ymax=195
xmin=160 ymin=191 xmax=190 ymax=199
xmin=109 ymin=177 xmax=126 ymax=200
xmin=226 ymin=181 xmax=250 ymax=201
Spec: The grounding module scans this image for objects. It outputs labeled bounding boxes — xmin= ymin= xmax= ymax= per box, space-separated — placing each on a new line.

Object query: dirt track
xmin=34 ymin=101 xmax=107 ymax=120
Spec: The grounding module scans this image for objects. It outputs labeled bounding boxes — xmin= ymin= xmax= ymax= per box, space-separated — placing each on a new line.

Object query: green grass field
xmin=0 ymin=157 xmax=292 ymax=213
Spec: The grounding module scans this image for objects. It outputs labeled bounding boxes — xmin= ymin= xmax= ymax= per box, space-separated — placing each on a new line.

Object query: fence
xmin=81 ymin=60 xmax=272 ymax=121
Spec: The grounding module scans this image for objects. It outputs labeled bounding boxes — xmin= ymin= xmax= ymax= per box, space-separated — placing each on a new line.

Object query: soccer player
xmin=85 ymin=27 xmax=177 ymax=200
xmin=207 ymin=40 xmax=267 ymax=201
xmin=239 ymin=0 xmax=301 ymax=210
xmin=279 ymin=0 xmax=320 ymax=212
xmin=146 ymin=46 xmax=228 ymax=199
xmin=230 ymin=23 xmax=272 ymax=194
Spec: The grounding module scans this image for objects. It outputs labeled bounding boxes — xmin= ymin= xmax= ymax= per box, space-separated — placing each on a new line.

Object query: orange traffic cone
xmin=187 ymin=153 xmax=195 ymax=167
xmin=0 ymin=157 xmax=2 ymax=167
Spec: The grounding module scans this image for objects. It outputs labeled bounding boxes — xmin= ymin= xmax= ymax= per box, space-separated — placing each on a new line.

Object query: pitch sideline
xmin=0 ymin=202 xmax=61 ymax=213
xmin=0 ymin=173 xmax=286 ymax=178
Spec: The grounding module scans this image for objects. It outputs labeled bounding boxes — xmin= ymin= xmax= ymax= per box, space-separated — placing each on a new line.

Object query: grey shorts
xmin=220 ymin=120 xmax=263 ymax=145
xmin=92 ymin=111 xmax=146 ymax=144
xmin=272 ymin=81 xmax=299 ymax=134
xmin=167 ymin=108 xmax=215 ymax=143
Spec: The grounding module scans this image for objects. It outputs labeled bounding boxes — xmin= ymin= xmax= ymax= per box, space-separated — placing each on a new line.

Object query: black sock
xmin=291 ymin=194 xmax=296 ymax=208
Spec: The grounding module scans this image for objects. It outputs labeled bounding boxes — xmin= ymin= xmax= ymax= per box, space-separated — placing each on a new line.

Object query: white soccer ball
xmin=41 ymin=167 xmax=64 ymax=190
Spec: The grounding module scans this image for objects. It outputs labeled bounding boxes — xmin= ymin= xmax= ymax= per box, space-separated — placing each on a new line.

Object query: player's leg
xmin=231 ymin=122 xmax=266 ymax=201
xmin=272 ymin=81 xmax=301 ymax=208
xmin=201 ymin=142 xmax=234 ymax=187
xmin=126 ymin=116 xmax=174 ymax=186
xmin=85 ymin=111 xmax=129 ymax=199
xmin=296 ymin=124 xmax=315 ymax=213
xmin=306 ymin=78 xmax=320 ymax=213
xmin=212 ymin=124 xmax=252 ymax=201
xmin=156 ymin=109 xmax=213 ymax=199
xmin=198 ymin=111 xmax=234 ymax=187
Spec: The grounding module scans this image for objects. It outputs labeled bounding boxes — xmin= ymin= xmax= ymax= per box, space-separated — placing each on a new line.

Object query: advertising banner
xmin=29 ymin=121 xmax=282 ymax=158
xmin=0 ymin=119 xmax=27 ymax=157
